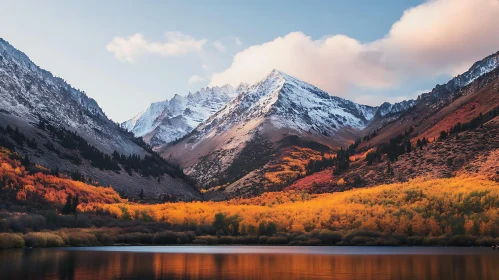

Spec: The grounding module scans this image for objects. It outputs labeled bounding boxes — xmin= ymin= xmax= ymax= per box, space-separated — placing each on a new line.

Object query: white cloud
xmin=373 ymin=0 xmax=499 ymax=76
xmin=212 ymin=40 xmax=226 ymax=53
xmin=210 ymin=32 xmax=395 ymax=94
xmin=235 ymin=37 xmax=243 ymax=47
xmin=210 ymin=0 xmax=499 ymax=102
xmin=106 ymin=32 xmax=207 ymax=63
xmin=188 ymin=75 xmax=206 ymax=85
xmin=202 ymin=64 xmax=209 ymax=70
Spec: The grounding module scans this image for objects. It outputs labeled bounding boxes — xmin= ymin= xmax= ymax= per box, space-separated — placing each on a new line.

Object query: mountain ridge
xmin=3 ymin=36 xmax=499 ymax=200
xmin=0 ymin=38 xmax=200 ymax=200
xmin=0 ymin=38 xmax=105 ymax=120
xmin=124 ymin=69 xmax=416 ymax=148
xmin=122 ymin=83 xmax=249 ymax=146
xmin=160 ymin=68 xmax=415 ymax=192
xmin=161 ymin=49 xmax=499 ymax=198
xmin=362 ymin=50 xmax=499 ymax=146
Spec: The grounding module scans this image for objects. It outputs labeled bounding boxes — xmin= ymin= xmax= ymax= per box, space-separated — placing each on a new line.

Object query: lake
xmin=1 ymin=246 xmax=498 ymax=279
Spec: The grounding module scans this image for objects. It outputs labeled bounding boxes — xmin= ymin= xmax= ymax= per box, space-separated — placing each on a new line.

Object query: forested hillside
xmin=1 ymin=145 xmax=498 ymax=248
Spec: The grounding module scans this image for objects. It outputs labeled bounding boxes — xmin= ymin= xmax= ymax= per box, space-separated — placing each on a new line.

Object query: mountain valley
xmin=2 ymin=37 xmax=499 ymax=202
xmin=1 ymin=37 xmax=499 ymax=250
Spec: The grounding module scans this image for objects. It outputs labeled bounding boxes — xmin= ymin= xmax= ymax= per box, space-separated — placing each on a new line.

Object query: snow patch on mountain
xmin=418 ymin=51 xmax=499 ymax=109
xmin=0 ymin=38 xmax=144 ymax=154
xmin=172 ymin=69 xmax=383 ymax=172
xmin=163 ymin=49 xmax=499 ymax=189
xmin=0 ymin=38 xmax=105 ymax=119
xmin=376 ymin=100 xmax=417 ymax=117
xmin=122 ymin=84 xmax=248 ymax=146
xmin=193 ymin=70 xmax=379 ymax=140
xmin=457 ymin=51 xmax=499 ymax=87
xmin=163 ymin=70 xmax=388 ymax=187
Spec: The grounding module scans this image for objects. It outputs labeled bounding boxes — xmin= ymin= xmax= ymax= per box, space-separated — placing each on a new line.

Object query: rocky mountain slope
xmin=361 ymin=50 xmax=499 ymax=147
xmin=0 ymin=38 xmax=136 ymax=155
xmin=288 ymin=109 xmax=499 ymax=195
xmin=0 ymin=38 xmax=200 ymax=200
xmin=4 ymin=34 xmax=497 ymax=201
xmin=160 ymin=70 xmax=414 ymax=195
xmin=127 ymin=70 xmax=415 ymax=150
xmin=122 ymin=84 xmax=248 ymax=147
xmin=289 ymin=51 xmax=499 ymax=195
xmin=161 ymin=50 xmax=499 ymax=199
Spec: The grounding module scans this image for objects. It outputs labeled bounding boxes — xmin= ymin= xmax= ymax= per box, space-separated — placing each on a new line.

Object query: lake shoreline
xmin=3 ymin=242 xmax=499 ymax=250
xmin=2 ymin=230 xmax=499 ymax=250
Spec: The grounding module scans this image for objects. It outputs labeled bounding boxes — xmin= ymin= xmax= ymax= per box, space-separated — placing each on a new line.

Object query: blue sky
xmin=1 ymin=0 xmax=498 ymax=121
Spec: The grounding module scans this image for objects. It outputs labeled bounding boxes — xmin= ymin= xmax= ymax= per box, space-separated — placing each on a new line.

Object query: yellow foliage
xmin=3 ymin=146 xmax=498 ymax=238
xmin=93 ymin=176 xmax=499 ymax=237
xmin=264 ymin=147 xmax=333 ymax=186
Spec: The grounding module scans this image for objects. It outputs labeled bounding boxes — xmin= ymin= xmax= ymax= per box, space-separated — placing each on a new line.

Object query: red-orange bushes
xmin=95 ymin=176 xmax=499 ymax=237
xmin=0 ymin=148 xmax=125 ymax=208
xmin=285 ymin=169 xmax=334 ymax=192
xmin=264 ymin=147 xmax=333 ymax=187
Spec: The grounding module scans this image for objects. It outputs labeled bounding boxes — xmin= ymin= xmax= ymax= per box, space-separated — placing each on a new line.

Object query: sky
xmin=1 ymin=0 xmax=499 ymax=122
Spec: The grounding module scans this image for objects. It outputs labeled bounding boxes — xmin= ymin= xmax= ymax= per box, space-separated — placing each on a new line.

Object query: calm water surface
xmin=1 ymin=246 xmax=498 ymax=280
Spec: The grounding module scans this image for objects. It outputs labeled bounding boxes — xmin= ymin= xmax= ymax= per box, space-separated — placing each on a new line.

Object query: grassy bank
xmin=2 ymin=228 xmax=499 ymax=249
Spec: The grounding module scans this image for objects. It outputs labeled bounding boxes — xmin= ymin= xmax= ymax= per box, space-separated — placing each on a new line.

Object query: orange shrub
xmin=93 ymin=176 xmax=499 ymax=237
xmin=264 ymin=147 xmax=333 ymax=187
xmin=0 ymin=148 xmax=125 ymax=209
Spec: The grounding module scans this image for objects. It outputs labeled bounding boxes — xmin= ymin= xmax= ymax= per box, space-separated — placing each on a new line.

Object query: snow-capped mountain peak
xmin=0 ymin=38 xmax=105 ymax=119
xmin=376 ymin=100 xmax=417 ymax=117
xmin=122 ymin=84 xmax=242 ymax=146
xmin=0 ymin=37 xmax=149 ymax=154
xmin=128 ymin=48 xmax=499 ymax=152
xmin=188 ymin=69 xmax=379 ymax=150
xmin=161 ymin=69 xmax=383 ymax=187
xmin=418 ymin=51 xmax=499 ymax=108
xmin=456 ymin=51 xmax=499 ymax=87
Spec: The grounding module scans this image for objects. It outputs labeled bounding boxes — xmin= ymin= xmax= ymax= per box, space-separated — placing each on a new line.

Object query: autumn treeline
xmin=93 ymin=176 xmax=499 ymax=240
xmin=0 ymin=147 xmax=124 ymax=209
xmin=2 ymin=146 xmax=499 ymax=248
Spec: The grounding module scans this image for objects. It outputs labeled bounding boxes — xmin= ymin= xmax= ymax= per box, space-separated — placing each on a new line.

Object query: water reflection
xmin=0 ymin=247 xmax=498 ymax=280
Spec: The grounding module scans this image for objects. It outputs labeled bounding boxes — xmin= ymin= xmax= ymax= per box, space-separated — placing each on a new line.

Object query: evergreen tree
xmin=21 ymin=155 xmax=31 ymax=167
xmin=365 ymin=149 xmax=381 ymax=165
xmin=422 ymin=137 xmax=428 ymax=146
xmin=386 ymin=161 xmax=393 ymax=176
xmin=333 ymin=148 xmax=350 ymax=175
xmin=139 ymin=189 xmax=144 ymax=200
xmin=72 ymin=195 xmax=79 ymax=216
xmin=439 ymin=130 xmax=448 ymax=140
xmin=258 ymin=221 xmax=268 ymax=236
xmin=62 ymin=194 xmax=73 ymax=215
xmin=416 ymin=139 xmax=422 ymax=150
xmin=405 ymin=140 xmax=412 ymax=153
xmin=213 ymin=213 xmax=227 ymax=232
xmin=266 ymin=222 xmax=277 ymax=236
